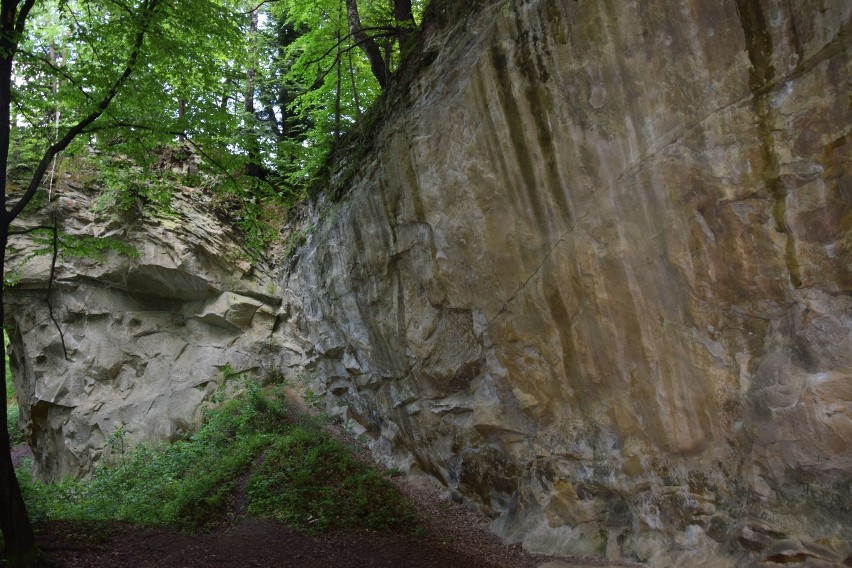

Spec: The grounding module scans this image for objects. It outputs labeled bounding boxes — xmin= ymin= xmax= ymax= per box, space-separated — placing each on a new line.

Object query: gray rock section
xmin=6 ymin=178 xmax=280 ymax=481
xmin=279 ymin=0 xmax=851 ymax=565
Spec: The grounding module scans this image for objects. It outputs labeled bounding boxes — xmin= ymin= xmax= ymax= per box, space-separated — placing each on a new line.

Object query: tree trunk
xmin=394 ymin=0 xmax=414 ymax=48
xmin=334 ymin=41 xmax=341 ymax=151
xmin=220 ymin=78 xmax=232 ymax=112
xmin=344 ymin=0 xmax=389 ymax=89
xmin=265 ymin=101 xmax=281 ymax=139
xmin=244 ymin=9 xmax=261 ymax=177
xmin=0 ymin=230 xmax=38 ymax=568
xmin=275 ymin=20 xmax=300 ymax=139
xmin=348 ymin=47 xmax=362 ymax=120
xmin=244 ymin=11 xmax=257 ymax=119
xmin=0 ymin=6 xmax=38 ymax=561
xmin=178 ymin=99 xmax=186 ymax=141
xmin=0 ymin=1 xmax=161 ymax=562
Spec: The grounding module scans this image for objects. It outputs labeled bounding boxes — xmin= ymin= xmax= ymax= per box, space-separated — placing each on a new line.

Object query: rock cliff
xmin=6 ymin=160 xmax=280 ymax=481
xmin=280 ymin=0 xmax=851 ymax=565
xmin=6 ymin=0 xmax=851 ymax=565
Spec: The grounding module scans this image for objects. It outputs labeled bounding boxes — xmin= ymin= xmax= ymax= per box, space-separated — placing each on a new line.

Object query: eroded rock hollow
xmin=7 ymin=0 xmax=851 ymax=565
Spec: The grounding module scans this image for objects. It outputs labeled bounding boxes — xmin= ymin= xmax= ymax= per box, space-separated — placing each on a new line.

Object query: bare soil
xmin=35 ymin=517 xmax=514 ymax=567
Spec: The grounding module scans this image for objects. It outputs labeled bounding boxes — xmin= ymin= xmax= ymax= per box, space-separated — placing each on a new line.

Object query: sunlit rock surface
xmin=6 ymin=170 xmax=279 ymax=481
xmin=279 ymin=0 xmax=851 ymax=565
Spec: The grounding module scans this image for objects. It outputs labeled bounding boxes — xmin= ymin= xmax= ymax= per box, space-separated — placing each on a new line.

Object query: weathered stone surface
xmin=278 ymin=0 xmax=852 ymax=565
xmin=6 ymin=176 xmax=280 ymax=481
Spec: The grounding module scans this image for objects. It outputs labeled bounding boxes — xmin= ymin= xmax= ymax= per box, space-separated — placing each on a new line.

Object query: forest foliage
xmin=10 ymin=0 xmax=424 ymax=216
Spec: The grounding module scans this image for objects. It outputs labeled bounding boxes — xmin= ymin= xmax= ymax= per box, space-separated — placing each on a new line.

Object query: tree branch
xmin=8 ymin=224 xmax=53 ymax=235
xmin=299 ymin=31 xmax=398 ymax=96
xmin=10 ymin=98 xmax=53 ymax=143
xmin=345 ymin=0 xmax=389 ymax=89
xmin=14 ymin=0 xmax=35 ymax=35
xmin=301 ymin=26 xmax=399 ymax=69
xmin=239 ymin=0 xmax=280 ymax=15
xmin=46 ymin=213 xmax=68 ymax=360
xmin=16 ymin=48 xmax=95 ymax=103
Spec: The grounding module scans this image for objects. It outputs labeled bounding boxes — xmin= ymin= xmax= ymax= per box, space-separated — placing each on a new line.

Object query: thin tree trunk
xmin=245 ymin=18 xmax=256 ymax=118
xmin=220 ymin=79 xmax=232 ymax=112
xmin=47 ymin=41 xmax=60 ymax=199
xmin=394 ymin=0 xmax=414 ymax=51
xmin=344 ymin=0 xmax=389 ymax=89
xmin=334 ymin=56 xmax=341 ymax=149
xmin=178 ymin=99 xmax=186 ymax=141
xmin=333 ymin=4 xmax=342 ymax=152
xmin=48 ymin=40 xmax=58 ymax=120
xmin=0 ymin=1 xmax=39 ymax=559
xmin=275 ymin=20 xmax=299 ymax=140
xmin=265 ymin=101 xmax=281 ymax=139
xmin=348 ymin=46 xmax=361 ymax=121
xmin=244 ymin=9 xmax=261 ymax=177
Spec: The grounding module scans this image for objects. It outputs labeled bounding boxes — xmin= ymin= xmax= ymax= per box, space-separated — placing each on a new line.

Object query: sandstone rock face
xmin=280 ymin=0 xmax=851 ymax=565
xmin=6 ymin=174 xmax=279 ymax=481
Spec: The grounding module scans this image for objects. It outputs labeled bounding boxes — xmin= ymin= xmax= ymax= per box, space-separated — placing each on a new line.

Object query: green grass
xmin=247 ymin=425 xmax=417 ymax=532
xmin=16 ymin=384 xmax=417 ymax=534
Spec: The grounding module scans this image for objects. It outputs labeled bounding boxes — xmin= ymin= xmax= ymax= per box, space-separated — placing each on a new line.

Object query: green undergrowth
xmin=17 ymin=384 xmax=417 ymax=534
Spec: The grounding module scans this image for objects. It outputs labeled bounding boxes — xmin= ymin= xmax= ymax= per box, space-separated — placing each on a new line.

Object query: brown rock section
xmin=280 ymin=0 xmax=851 ymax=565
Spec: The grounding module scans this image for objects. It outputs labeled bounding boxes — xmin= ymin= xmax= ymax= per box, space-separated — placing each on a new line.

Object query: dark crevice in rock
xmin=736 ymin=0 xmax=802 ymax=289
xmin=734 ymin=0 xmax=776 ymax=91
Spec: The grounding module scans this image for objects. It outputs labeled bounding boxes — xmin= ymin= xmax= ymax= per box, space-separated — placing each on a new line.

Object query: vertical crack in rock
xmin=736 ymin=0 xmax=802 ymax=288
xmin=490 ymin=42 xmax=546 ymax=224
xmin=734 ymin=0 xmax=776 ymax=92
xmin=489 ymin=235 xmax=566 ymax=325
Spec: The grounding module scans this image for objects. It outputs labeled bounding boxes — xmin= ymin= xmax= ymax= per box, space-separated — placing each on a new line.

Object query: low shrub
xmin=248 ymin=424 xmax=417 ymax=532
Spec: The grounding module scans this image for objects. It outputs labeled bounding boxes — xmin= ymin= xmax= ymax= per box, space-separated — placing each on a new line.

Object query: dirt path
xmin=29 ymin=471 xmax=539 ymax=567
xmin=36 ymin=518 xmax=507 ymax=567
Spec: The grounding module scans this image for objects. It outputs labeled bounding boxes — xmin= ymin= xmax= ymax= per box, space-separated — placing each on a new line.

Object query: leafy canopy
xmin=248 ymin=0 xmax=425 ymax=188
xmin=12 ymin=0 xmax=244 ymax=167
xmin=11 ymin=0 xmax=427 ymax=214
